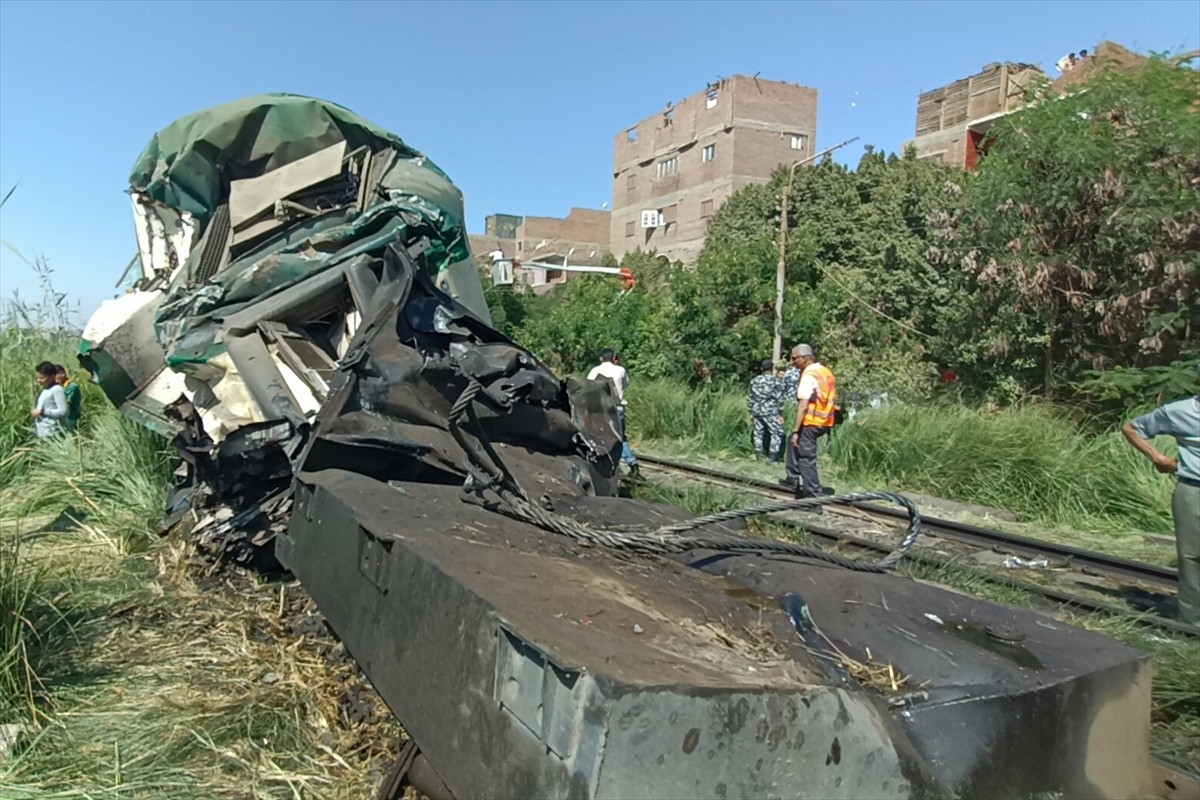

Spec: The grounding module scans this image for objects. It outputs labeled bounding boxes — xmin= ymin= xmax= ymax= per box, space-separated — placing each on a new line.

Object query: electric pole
xmin=773 ymin=136 xmax=860 ymax=363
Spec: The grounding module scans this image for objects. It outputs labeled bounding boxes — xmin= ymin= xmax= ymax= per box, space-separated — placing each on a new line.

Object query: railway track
xmin=637 ymin=454 xmax=1197 ymax=638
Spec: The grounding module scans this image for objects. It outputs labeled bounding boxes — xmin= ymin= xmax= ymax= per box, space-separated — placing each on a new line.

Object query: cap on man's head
xmin=791 ymin=344 xmax=815 ymax=359
xmin=760 ymin=359 xmax=774 ymax=372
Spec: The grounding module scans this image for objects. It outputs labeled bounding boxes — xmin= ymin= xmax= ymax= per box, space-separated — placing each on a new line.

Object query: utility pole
xmin=773 ymin=136 xmax=860 ymax=362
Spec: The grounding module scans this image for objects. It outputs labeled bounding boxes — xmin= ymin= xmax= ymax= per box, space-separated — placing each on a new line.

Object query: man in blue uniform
xmin=747 ymin=359 xmax=786 ymax=462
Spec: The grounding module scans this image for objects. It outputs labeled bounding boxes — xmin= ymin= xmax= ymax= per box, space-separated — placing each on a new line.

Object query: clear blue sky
xmin=1 ymin=0 xmax=1195 ymax=320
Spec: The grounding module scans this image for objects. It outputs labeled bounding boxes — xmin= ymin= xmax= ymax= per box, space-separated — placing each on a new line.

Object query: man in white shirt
xmin=31 ymin=360 xmax=69 ymax=439
xmin=587 ymin=349 xmax=639 ymax=477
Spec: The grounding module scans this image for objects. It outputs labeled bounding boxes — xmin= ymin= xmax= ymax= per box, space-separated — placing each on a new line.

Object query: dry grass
xmin=0 ymin=529 xmax=401 ymax=799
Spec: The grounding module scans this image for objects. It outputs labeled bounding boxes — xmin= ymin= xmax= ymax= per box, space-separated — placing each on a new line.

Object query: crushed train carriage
xmin=80 ymin=94 xmax=1160 ymax=800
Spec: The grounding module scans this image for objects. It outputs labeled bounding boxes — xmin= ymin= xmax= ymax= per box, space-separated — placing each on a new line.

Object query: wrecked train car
xmin=82 ymin=95 xmax=1160 ymax=800
xmin=79 ymin=93 xmax=619 ymax=561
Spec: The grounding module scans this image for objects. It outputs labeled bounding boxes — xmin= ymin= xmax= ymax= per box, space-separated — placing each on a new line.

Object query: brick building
xmin=469 ymin=207 xmax=610 ymax=291
xmin=906 ymin=43 xmax=1155 ymax=170
xmin=609 ymin=75 xmax=819 ymax=264
xmin=905 ymin=61 xmax=1044 ymax=169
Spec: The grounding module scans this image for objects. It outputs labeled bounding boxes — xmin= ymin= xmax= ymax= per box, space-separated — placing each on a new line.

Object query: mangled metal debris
xmin=81 ymin=94 xmax=1160 ymax=799
xmin=81 ymin=94 xmax=506 ymax=565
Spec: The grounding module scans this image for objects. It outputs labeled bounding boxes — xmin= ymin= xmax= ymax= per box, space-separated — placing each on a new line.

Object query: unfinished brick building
xmin=609 ymin=75 xmax=819 ymax=265
xmin=905 ymin=61 xmax=1043 ymax=168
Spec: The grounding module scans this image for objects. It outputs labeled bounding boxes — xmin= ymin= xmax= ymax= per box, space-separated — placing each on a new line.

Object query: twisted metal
xmin=449 ymin=380 xmax=921 ymax=571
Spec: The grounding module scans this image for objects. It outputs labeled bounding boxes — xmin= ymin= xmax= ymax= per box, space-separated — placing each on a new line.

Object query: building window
xmin=790 ymin=133 xmax=808 ymax=151
xmin=627 ymin=173 xmax=635 ymax=196
xmin=656 ymin=156 xmax=679 ymax=179
xmin=702 ymin=144 xmax=715 ymax=162
xmin=627 ymin=127 xmax=638 ymax=142
xmin=706 ymin=89 xmax=718 ymax=109
xmin=545 ymin=269 xmax=565 ymax=284
xmin=701 ymin=199 xmax=714 ymax=218
xmin=625 ymin=220 xmax=635 ymax=238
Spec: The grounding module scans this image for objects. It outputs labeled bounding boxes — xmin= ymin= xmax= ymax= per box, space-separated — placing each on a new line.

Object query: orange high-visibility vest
xmin=800 ymin=364 xmax=838 ymax=428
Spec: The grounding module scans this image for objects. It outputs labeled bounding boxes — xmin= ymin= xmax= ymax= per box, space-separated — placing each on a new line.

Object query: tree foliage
xmin=931 ymin=56 xmax=1200 ymax=397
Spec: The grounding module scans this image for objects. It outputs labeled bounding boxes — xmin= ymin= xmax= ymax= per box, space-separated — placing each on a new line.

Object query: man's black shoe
xmin=778 ymin=477 xmax=797 ymax=488
xmin=628 ymin=463 xmax=643 ymax=481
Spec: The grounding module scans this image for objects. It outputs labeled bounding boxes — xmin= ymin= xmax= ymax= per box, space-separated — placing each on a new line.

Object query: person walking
xmin=1121 ymin=365 xmax=1200 ymax=629
xmin=587 ymin=349 xmax=640 ymax=479
xmin=748 ymin=359 xmax=786 ymax=462
xmin=780 ymin=344 xmax=837 ymax=498
xmin=31 ymin=361 xmax=69 ymax=439
xmin=55 ymin=364 xmax=83 ymax=435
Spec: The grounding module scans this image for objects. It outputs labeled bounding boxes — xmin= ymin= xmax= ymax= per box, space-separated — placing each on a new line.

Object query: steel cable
xmin=450 ymin=379 xmax=921 ymax=570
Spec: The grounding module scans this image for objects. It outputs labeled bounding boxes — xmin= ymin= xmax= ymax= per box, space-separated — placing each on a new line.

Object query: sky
xmin=0 ymin=0 xmax=1196 ymax=321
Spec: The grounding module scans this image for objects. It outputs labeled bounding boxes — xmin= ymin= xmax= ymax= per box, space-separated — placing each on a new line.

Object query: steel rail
xmin=637 ymin=455 xmax=1178 ymax=590
xmin=637 ymin=455 xmax=1198 ymax=638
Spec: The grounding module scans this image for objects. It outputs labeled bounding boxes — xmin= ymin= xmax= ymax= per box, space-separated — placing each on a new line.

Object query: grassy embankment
xmin=0 ymin=329 xmax=393 ymax=798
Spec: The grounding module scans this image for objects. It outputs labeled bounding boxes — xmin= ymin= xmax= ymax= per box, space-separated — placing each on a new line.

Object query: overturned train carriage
xmin=81 ymin=95 xmax=1158 ymax=800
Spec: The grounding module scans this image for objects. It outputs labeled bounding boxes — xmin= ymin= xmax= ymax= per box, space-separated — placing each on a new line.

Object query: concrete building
xmin=905 ymin=61 xmax=1044 ymax=169
xmin=470 ymin=207 xmax=610 ymax=292
xmin=609 ymin=75 xmax=819 ymax=264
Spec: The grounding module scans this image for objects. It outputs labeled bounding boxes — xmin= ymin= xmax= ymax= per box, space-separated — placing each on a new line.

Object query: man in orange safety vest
xmin=780 ymin=344 xmax=838 ymax=498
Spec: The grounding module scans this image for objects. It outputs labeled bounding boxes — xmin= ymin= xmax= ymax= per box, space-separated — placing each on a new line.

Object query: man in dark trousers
xmin=1121 ymin=363 xmax=1200 ymax=629
xmin=780 ymin=344 xmax=838 ymax=498
xmin=747 ymin=358 xmax=786 ymax=462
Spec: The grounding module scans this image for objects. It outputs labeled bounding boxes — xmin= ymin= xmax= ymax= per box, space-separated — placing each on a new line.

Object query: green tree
xmin=511 ymin=274 xmax=662 ymax=376
xmin=931 ymin=55 xmax=1200 ymax=398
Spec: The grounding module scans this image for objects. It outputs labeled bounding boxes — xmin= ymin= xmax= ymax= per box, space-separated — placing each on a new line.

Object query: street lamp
xmin=773 ymin=136 xmax=860 ymax=362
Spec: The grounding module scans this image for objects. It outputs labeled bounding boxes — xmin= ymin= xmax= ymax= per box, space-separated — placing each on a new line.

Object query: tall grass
xmin=627 ymin=379 xmax=765 ymax=456
xmin=0 ymin=532 xmax=41 ymax=724
xmin=627 ymin=379 xmax=1180 ymax=535
xmin=0 ymin=327 xmax=173 ymax=727
xmin=830 ymin=402 xmax=1177 ymax=534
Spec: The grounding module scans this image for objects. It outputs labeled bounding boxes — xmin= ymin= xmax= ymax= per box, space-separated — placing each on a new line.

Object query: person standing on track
xmin=748 ymin=359 xmax=786 ymax=462
xmin=780 ymin=344 xmax=838 ymax=498
xmin=1121 ymin=364 xmax=1200 ymax=629
xmin=587 ymin=348 xmax=640 ymax=479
